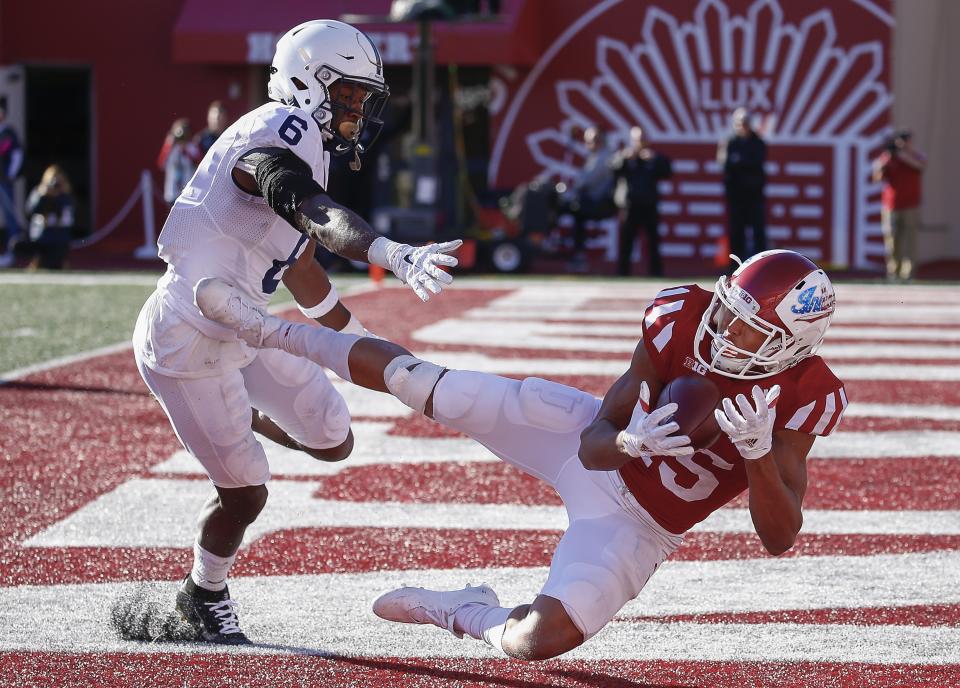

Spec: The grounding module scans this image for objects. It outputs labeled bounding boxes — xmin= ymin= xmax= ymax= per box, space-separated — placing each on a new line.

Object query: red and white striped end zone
xmin=0 ymin=279 xmax=958 ymax=687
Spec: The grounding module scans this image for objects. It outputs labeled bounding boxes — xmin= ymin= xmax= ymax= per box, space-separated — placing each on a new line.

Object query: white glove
xmin=369 ymin=237 xmax=462 ymax=302
xmin=618 ymin=381 xmax=693 ymax=462
xmin=715 ymin=384 xmax=780 ymax=460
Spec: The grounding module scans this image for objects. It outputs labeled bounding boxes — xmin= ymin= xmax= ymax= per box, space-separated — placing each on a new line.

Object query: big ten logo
xmin=683 ymin=356 xmax=710 ymax=376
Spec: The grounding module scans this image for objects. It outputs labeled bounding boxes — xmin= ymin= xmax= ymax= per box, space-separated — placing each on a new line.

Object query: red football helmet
xmin=694 ymin=250 xmax=836 ymax=379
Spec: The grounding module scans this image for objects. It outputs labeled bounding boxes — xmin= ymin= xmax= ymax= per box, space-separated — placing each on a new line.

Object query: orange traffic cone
xmin=369 ymin=263 xmax=385 ymax=285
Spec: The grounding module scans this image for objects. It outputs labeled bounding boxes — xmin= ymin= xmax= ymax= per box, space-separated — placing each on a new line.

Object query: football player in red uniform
xmin=195 ymin=249 xmax=846 ymax=660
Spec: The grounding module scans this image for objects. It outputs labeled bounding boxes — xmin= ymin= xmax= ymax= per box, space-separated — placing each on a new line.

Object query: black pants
xmin=726 ymin=194 xmax=767 ymax=264
xmin=570 ymin=194 xmax=614 ymax=254
xmin=15 ymin=227 xmax=70 ymax=269
xmin=618 ymin=203 xmax=661 ymax=276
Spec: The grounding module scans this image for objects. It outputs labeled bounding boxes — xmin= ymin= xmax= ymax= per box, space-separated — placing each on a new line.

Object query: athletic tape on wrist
xmin=298 ymin=286 xmax=339 ymax=319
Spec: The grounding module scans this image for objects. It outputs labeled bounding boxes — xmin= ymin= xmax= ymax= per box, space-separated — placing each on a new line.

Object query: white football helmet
xmin=694 ymin=250 xmax=836 ymax=379
xmin=268 ymin=20 xmax=389 ymax=160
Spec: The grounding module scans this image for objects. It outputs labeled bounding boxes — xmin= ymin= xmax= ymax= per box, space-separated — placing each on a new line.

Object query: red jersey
xmin=619 ymin=285 xmax=847 ymax=535
xmin=878 ymin=152 xmax=924 ymax=210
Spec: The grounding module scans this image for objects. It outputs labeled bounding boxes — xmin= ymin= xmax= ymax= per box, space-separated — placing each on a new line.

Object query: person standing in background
xmin=565 ymin=126 xmax=615 ymax=272
xmin=194 ymin=101 xmax=229 ymax=157
xmin=0 ymin=101 xmax=24 ymax=267
xmin=717 ymin=107 xmax=767 ymax=268
xmin=21 ymin=164 xmax=75 ymax=270
xmin=872 ymin=129 xmax=926 ymax=282
xmin=611 ymin=126 xmax=672 ymax=277
xmin=157 ymin=118 xmax=200 ymax=207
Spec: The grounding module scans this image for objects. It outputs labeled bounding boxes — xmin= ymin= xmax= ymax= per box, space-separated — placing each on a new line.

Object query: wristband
xmin=298 ymin=285 xmax=339 ymax=319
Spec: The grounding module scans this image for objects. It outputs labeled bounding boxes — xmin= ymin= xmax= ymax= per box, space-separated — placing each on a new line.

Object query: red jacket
xmin=878 ymin=151 xmax=924 ymax=210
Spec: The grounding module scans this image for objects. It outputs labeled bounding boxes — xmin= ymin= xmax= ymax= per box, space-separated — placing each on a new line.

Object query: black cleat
xmin=175 ymin=576 xmax=252 ymax=645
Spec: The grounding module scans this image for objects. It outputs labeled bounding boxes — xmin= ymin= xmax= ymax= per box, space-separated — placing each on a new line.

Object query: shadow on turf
xmin=283 ymin=655 xmax=696 ymax=688
xmin=0 ymin=380 xmax=146 ymax=396
xmin=111 ymin=586 xmax=691 ymax=687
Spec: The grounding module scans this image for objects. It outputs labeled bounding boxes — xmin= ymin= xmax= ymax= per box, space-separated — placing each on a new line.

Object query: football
xmin=654 ymin=375 xmax=723 ymax=450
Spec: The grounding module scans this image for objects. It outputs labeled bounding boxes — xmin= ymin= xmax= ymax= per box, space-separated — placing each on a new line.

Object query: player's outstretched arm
xmin=578 ymin=341 xmax=668 ymax=471
xmin=716 ymin=386 xmax=813 ymax=555
xmin=281 ymin=238 xmax=370 ymax=336
xmin=235 ymin=148 xmax=461 ymax=302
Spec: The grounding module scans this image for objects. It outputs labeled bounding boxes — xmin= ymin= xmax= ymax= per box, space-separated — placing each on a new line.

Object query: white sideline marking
xmin=1 ymin=554 xmax=959 ymax=662
xmin=0 ymin=342 xmax=136 ymax=383
xmin=23 ymin=478 xmax=960 ymax=548
xmin=0 ymin=273 xmax=163 ymax=285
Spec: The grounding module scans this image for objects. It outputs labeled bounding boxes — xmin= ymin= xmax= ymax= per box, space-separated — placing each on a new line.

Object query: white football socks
xmin=273 ymin=321 xmax=360 ymax=383
xmin=453 ymin=602 xmax=512 ymax=654
xmin=190 ymin=542 xmax=236 ymax=592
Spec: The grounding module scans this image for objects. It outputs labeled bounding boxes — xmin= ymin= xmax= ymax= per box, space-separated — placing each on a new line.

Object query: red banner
xmin=488 ymin=0 xmax=894 ymax=269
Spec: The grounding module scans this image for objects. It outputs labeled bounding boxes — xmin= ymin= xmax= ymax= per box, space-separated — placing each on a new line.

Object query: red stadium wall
xmin=0 ymin=0 xmax=892 ymax=269
xmin=0 ymin=0 xmax=253 ymax=263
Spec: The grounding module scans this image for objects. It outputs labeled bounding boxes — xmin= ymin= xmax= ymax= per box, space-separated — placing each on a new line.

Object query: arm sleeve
xmin=241 ymin=147 xmax=326 ymax=228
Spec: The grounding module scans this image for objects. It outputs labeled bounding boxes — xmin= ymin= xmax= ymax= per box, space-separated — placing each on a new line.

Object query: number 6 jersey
xmin=619 ymin=285 xmax=848 ymax=535
xmin=134 ymin=102 xmax=329 ymax=378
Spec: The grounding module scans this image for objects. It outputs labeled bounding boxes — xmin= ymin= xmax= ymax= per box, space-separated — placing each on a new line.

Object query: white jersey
xmin=134 ymin=102 xmax=331 ymax=378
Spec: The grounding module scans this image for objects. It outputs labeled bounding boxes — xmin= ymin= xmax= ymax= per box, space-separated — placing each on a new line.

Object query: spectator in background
xmin=19 ymin=164 xmax=75 ymax=270
xmin=0 ymin=100 xmax=24 ymax=268
xmin=611 ymin=126 xmax=672 ymax=277
xmin=564 ymin=126 xmax=615 ymax=272
xmin=157 ymin=117 xmax=199 ymax=206
xmin=194 ymin=100 xmax=229 ymax=157
xmin=872 ymin=130 xmax=926 ymax=282
xmin=717 ymin=107 xmax=767 ymax=267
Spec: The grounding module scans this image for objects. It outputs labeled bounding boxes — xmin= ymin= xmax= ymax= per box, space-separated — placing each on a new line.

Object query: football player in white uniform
xmin=193 ymin=249 xmax=846 ymax=659
xmin=132 ymin=20 xmax=461 ymax=644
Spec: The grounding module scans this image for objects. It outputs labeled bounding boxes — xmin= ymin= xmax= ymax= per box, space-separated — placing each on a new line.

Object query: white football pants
xmin=431 ymin=370 xmax=683 ymax=640
xmin=136 ymin=348 xmax=350 ymax=488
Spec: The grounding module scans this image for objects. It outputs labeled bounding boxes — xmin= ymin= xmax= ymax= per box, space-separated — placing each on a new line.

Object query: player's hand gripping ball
xmin=654 ymin=375 xmax=722 ymax=451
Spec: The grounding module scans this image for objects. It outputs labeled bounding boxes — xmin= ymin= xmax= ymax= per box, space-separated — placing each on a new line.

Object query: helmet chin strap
xmin=338 ymin=121 xmax=362 ymax=171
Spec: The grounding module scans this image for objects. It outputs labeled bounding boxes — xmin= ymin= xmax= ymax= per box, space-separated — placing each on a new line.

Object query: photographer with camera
xmin=18 ymin=164 xmax=76 ymax=270
xmin=872 ymin=129 xmax=926 ymax=281
xmin=611 ymin=126 xmax=672 ymax=277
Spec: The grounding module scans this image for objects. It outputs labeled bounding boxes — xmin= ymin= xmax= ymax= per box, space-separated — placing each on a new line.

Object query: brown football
xmin=654 ymin=375 xmax=722 ymax=450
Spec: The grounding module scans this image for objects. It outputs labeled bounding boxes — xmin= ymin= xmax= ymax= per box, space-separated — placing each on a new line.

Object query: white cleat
xmin=372 ymin=583 xmax=500 ymax=638
xmin=194 ymin=277 xmax=280 ymax=348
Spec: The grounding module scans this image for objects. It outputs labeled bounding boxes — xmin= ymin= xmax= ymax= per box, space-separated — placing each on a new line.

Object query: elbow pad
xmin=250 ymin=148 xmax=325 ymax=227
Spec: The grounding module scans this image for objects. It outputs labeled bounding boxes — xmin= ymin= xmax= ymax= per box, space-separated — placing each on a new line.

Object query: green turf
xmin=0 ymin=274 xmax=305 ymax=375
xmin=0 ymin=280 xmax=155 ymax=374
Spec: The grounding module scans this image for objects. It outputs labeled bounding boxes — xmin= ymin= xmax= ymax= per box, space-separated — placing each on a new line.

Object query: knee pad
xmin=292 ymin=385 xmax=351 ymax=448
xmin=432 ymin=370 xmax=510 ymax=435
xmin=512 ymin=377 xmax=598 ymax=433
xmin=549 ymin=562 xmax=622 ymax=640
xmin=383 ymin=355 xmax=445 ymax=414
